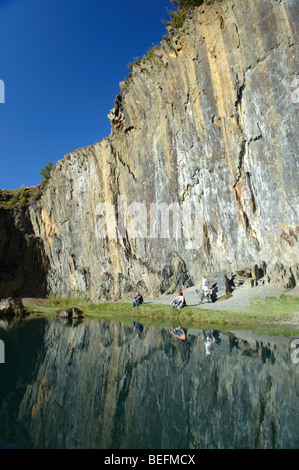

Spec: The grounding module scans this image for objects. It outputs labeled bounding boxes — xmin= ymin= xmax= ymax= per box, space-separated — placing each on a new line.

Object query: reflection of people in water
xmin=202 ymin=330 xmax=215 ymax=356
xmin=171 ymin=326 xmax=186 ymax=344
xmin=133 ymin=322 xmax=144 ymax=337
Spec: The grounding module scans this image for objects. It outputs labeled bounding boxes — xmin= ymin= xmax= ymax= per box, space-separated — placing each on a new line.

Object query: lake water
xmin=0 ymin=316 xmax=299 ymax=449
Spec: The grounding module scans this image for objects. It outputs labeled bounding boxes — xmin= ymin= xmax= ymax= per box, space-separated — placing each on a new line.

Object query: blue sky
xmin=0 ymin=0 xmax=173 ymax=189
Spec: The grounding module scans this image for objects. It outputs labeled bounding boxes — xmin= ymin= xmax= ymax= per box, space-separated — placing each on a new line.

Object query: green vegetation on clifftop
xmin=0 ymin=187 xmax=42 ymax=210
xmin=163 ymin=0 xmax=204 ymax=29
xmin=126 ymin=1 xmax=203 ymax=74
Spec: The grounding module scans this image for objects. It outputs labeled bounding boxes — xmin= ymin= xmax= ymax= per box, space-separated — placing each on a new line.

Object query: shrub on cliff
xmin=145 ymin=43 xmax=162 ymax=61
xmin=125 ymin=0 xmax=203 ymax=76
xmin=127 ymin=57 xmax=141 ymax=71
xmin=171 ymin=0 xmax=204 ymax=8
xmin=164 ymin=8 xmax=187 ymax=29
xmin=164 ymin=0 xmax=204 ymax=29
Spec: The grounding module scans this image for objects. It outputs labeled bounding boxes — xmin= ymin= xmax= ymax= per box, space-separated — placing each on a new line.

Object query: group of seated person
xmin=132 ymin=290 xmax=187 ymax=309
xmin=133 ymin=276 xmax=213 ymax=310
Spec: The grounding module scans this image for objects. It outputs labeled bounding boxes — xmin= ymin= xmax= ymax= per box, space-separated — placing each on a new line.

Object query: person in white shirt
xmin=199 ymin=275 xmax=212 ymax=304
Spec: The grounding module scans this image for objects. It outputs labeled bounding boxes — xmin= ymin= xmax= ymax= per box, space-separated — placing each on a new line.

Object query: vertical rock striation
xmin=27 ymin=0 xmax=298 ymax=300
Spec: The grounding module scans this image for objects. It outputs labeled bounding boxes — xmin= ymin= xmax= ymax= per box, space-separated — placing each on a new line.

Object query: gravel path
xmin=21 ymin=285 xmax=299 ymax=312
xmin=146 ymin=284 xmax=299 ymax=310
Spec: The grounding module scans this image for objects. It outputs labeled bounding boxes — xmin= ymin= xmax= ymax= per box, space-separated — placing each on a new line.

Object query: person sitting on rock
xmin=199 ymin=276 xmax=212 ymax=304
xmin=133 ymin=292 xmax=143 ymax=307
xmin=170 ymin=290 xmax=186 ymax=309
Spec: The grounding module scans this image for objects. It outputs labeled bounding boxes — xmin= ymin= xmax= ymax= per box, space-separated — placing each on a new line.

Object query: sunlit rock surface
xmin=3 ymin=0 xmax=296 ymax=300
xmin=28 ymin=0 xmax=298 ymax=300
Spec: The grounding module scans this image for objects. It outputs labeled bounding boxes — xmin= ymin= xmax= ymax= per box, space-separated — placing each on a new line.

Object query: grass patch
xmin=247 ymin=294 xmax=299 ymax=320
xmin=27 ymin=294 xmax=299 ymax=333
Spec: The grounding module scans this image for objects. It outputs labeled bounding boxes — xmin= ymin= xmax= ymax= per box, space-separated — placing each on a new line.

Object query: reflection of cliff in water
xmin=2 ymin=319 xmax=299 ymax=449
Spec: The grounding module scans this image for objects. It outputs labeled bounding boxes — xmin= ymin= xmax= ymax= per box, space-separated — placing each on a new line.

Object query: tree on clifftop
xmin=40 ymin=161 xmax=53 ymax=186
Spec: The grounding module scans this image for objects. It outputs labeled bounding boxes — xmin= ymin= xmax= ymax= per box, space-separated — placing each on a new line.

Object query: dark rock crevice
xmin=0 ymin=204 xmax=49 ymax=298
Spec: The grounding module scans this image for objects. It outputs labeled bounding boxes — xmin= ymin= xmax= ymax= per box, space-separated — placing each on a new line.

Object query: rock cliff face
xmin=26 ymin=0 xmax=299 ymax=300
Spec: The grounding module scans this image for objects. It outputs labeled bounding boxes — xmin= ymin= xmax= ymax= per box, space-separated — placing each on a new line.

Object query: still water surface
xmin=0 ymin=316 xmax=299 ymax=449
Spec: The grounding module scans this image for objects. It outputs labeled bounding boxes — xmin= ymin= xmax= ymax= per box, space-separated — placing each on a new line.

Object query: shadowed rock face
xmin=1 ymin=319 xmax=297 ymax=449
xmin=0 ymin=206 xmax=49 ymax=298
